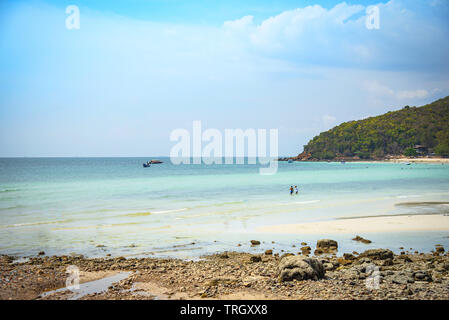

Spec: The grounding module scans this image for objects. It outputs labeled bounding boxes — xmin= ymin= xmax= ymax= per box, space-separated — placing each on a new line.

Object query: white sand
xmin=255 ymin=214 xmax=449 ymax=234
xmin=387 ymin=157 xmax=449 ymax=164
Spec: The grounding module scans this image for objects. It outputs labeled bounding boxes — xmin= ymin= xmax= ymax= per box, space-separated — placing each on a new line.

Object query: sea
xmin=0 ymin=157 xmax=448 ymax=259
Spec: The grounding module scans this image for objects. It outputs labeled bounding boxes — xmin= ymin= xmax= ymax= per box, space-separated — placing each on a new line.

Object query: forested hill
xmin=295 ymin=95 xmax=449 ymax=160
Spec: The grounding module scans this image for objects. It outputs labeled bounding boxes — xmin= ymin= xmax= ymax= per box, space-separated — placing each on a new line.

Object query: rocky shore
xmin=1 ymin=240 xmax=448 ymax=300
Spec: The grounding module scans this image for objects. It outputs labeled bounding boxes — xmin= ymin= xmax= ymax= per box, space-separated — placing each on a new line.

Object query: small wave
xmin=189 ymin=201 xmax=245 ymax=210
xmin=2 ymin=219 xmax=71 ymax=228
xmin=293 ymin=200 xmax=321 ymax=205
xmin=152 ymin=208 xmax=188 ymax=214
xmin=0 ymin=205 xmax=26 ymax=211
xmin=52 ymin=221 xmax=143 ymax=230
xmin=0 ymin=188 xmax=20 ymax=193
xmin=278 ymin=200 xmax=320 ymax=206
xmin=396 ymin=195 xmax=421 ymax=199
xmin=120 ymin=211 xmax=152 ymax=217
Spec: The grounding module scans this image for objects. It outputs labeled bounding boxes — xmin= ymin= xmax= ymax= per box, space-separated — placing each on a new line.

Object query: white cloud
xmin=223 ymin=15 xmax=254 ymax=30
xmin=396 ymin=90 xmax=429 ymax=99
xmin=364 ymin=81 xmax=430 ymax=100
xmin=221 ymin=0 xmax=449 ymax=72
xmin=364 ymin=80 xmax=395 ymax=97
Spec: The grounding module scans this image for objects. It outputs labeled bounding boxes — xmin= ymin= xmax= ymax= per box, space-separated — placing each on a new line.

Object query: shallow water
xmin=40 ymin=271 xmax=131 ymax=300
xmin=0 ymin=157 xmax=448 ymax=258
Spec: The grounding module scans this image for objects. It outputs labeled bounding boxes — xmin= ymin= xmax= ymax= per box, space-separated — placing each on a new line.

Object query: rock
xmin=435 ymin=246 xmax=445 ymax=254
xmin=314 ymin=248 xmax=324 ymax=256
xmin=317 ymin=239 xmax=338 ymax=250
xmin=391 ymin=271 xmax=414 ymax=285
xmin=250 ymin=240 xmax=261 ymax=245
xmin=336 ymin=258 xmax=352 ymax=266
xmin=280 ymin=253 xmax=294 ymax=259
xmin=300 ymin=246 xmax=311 ymax=253
xmin=340 ymin=268 xmax=360 ymax=280
xmin=0 ymin=255 xmax=14 ymax=264
xmin=414 ymin=271 xmax=432 ymax=282
xmin=96 ymin=244 xmax=105 ymax=248
xmin=278 ymin=256 xmax=325 ymax=282
xmin=359 ymin=249 xmax=393 ymax=260
xmin=38 ymin=251 xmax=45 ymax=256
xmin=301 ymin=242 xmax=307 ymax=246
xmin=323 ymin=262 xmax=335 ymax=271
xmin=379 ymin=258 xmax=393 ymax=266
xmin=439 ymin=261 xmax=449 ymax=271
xmin=398 ymin=254 xmax=412 ymax=262
xmin=264 ymin=249 xmax=273 ymax=255
xmin=219 ymin=252 xmax=229 ymax=259
xmin=343 ymin=253 xmax=356 ymax=260
xmin=250 ymin=255 xmax=262 ymax=263
xmin=352 ymin=235 xmax=372 ymax=244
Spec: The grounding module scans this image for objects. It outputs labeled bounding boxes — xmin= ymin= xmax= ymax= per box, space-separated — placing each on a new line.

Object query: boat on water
xmin=142 ymin=159 xmax=163 ymax=167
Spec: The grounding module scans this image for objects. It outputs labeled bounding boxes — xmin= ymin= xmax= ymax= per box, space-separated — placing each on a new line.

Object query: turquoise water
xmin=0 ymin=157 xmax=448 ymax=258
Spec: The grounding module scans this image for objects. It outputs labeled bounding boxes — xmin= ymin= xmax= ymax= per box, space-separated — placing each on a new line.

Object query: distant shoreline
xmin=278 ymin=157 xmax=449 ymax=164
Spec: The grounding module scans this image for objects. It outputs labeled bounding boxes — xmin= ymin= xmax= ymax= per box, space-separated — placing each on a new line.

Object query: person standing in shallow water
xmin=290 ymin=186 xmax=294 ymax=195
xmin=295 ymin=186 xmax=299 ymax=195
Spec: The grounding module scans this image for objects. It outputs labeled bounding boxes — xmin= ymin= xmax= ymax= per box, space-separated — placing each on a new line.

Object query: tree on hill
xmin=300 ymin=96 xmax=449 ymax=160
xmin=404 ymin=147 xmax=417 ymax=157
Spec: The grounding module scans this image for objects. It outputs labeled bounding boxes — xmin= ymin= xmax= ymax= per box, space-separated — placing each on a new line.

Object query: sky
xmin=0 ymin=0 xmax=448 ymax=157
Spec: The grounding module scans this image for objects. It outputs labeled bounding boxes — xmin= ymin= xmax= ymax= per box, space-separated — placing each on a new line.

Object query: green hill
xmin=298 ymin=95 xmax=449 ymax=160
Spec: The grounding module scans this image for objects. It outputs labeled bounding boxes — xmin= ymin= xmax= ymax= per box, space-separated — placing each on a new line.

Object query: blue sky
xmin=1 ymin=0 xmax=449 ymax=157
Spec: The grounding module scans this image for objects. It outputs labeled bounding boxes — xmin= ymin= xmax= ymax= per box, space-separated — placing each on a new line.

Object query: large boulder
xmin=278 ymin=256 xmax=325 ymax=282
xmin=414 ymin=270 xmax=432 ymax=282
xmin=316 ymin=239 xmax=338 ymax=254
xmin=359 ymin=249 xmax=394 ymax=260
xmin=317 ymin=239 xmax=338 ymax=249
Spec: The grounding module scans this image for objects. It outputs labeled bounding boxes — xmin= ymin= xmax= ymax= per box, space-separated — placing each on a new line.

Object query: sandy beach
xmin=256 ymin=214 xmax=449 ymax=234
xmin=386 ymin=157 xmax=449 ymax=164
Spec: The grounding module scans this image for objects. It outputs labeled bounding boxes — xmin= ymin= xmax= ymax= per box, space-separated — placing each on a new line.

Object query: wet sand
xmin=255 ymin=214 xmax=449 ymax=234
